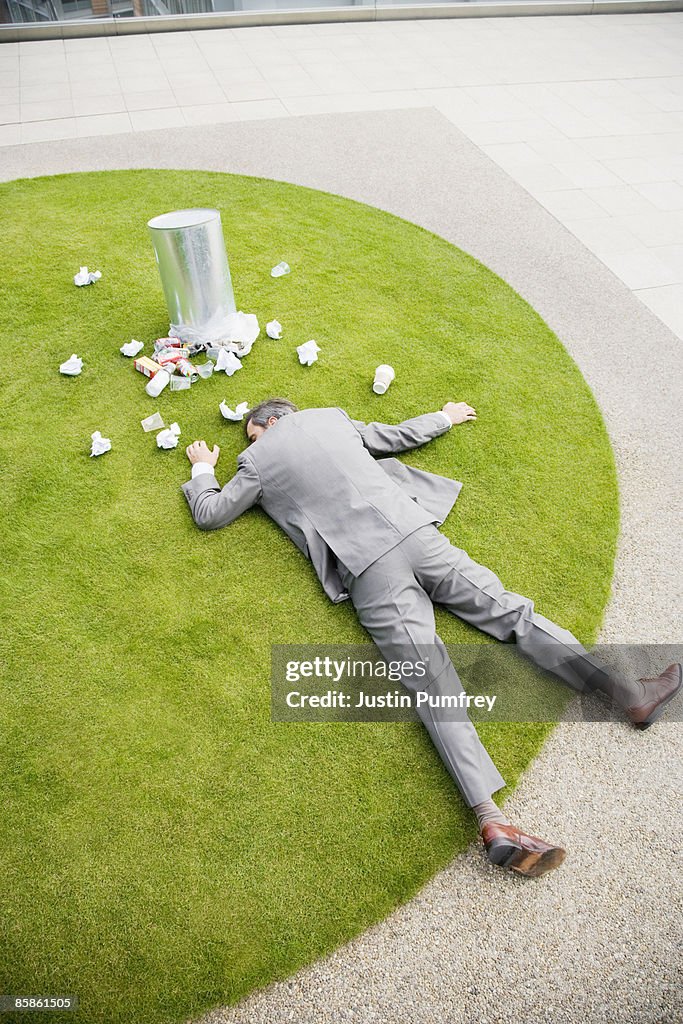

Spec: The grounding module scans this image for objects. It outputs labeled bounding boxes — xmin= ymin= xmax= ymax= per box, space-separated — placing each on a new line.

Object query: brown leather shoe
xmin=627 ymin=662 xmax=682 ymax=730
xmin=481 ymin=822 xmax=566 ymax=878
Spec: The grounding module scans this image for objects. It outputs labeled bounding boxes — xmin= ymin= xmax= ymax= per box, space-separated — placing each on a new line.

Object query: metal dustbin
xmin=147 ymin=208 xmax=236 ymax=346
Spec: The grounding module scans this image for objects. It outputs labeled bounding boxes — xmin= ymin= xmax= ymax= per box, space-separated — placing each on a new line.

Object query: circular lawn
xmin=0 ymin=170 xmax=618 ymax=1024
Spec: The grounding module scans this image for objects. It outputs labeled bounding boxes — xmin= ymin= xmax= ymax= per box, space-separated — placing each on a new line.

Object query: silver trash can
xmin=148 ymin=208 xmax=236 ymax=347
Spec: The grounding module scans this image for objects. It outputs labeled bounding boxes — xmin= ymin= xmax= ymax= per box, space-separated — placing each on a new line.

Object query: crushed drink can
xmin=175 ymin=358 xmax=199 ymax=383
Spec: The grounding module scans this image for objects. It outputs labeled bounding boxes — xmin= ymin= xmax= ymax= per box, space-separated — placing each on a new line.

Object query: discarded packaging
xmin=231 ymin=339 xmax=253 ymax=357
xmin=373 ymin=364 xmax=395 ymax=395
xmin=156 ymin=423 xmax=181 ymax=450
xmin=222 ymin=311 xmax=260 ymax=354
xmin=197 ymin=361 xmax=214 ymax=379
xmin=220 ymin=400 xmax=250 ymax=422
xmin=156 ymin=349 xmax=191 ymax=367
xmin=90 ymin=430 xmax=111 ymax=457
xmin=266 ymin=320 xmax=282 ymax=340
xmin=170 ymin=375 xmax=191 ymax=392
xmin=74 ymin=266 xmax=102 ymax=287
xmin=154 ymin=338 xmax=186 ymax=352
xmin=134 ymin=356 xmax=163 ymax=378
xmin=175 ymin=357 xmax=198 ymax=382
xmin=59 ymin=353 xmax=83 ymax=376
xmin=141 ymin=412 xmax=165 ymax=432
xmin=216 ymin=349 xmax=243 ymax=376
xmin=165 ymin=313 xmax=259 ymax=358
xmin=271 ymin=261 xmax=290 ymax=278
xmin=297 ymin=340 xmax=320 ymax=367
xmin=121 ymin=339 xmax=144 ymax=358
xmin=146 ymin=369 xmax=171 ymax=398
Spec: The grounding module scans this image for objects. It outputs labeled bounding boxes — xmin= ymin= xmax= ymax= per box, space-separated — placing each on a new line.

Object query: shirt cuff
xmin=435 ymin=411 xmax=452 ymax=429
xmin=191 ymin=461 xmax=216 ymax=479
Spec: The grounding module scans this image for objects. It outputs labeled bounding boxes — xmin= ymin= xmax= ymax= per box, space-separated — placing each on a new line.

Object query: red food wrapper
xmin=157 ymin=351 xmax=182 ymax=368
xmin=154 ymin=337 xmax=185 ymax=350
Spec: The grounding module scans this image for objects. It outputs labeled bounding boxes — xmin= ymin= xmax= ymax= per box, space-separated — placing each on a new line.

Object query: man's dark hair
xmin=245 ymin=397 xmax=298 ymax=435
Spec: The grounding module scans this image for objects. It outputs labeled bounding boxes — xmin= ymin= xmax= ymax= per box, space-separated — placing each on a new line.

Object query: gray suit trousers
xmin=338 ymin=524 xmax=607 ymax=807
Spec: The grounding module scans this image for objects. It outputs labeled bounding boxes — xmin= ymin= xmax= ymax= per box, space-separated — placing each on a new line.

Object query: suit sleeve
xmin=342 ymin=409 xmax=452 ymax=456
xmin=181 ymin=452 xmax=262 ymax=530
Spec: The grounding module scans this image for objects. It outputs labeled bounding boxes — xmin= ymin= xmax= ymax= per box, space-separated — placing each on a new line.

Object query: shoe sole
xmin=635 ymin=671 xmax=682 ymax=730
xmin=486 ymin=837 xmax=566 ymax=878
xmin=509 ymin=845 xmax=566 ymax=878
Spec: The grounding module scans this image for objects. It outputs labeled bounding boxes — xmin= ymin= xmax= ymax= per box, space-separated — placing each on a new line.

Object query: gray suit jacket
xmin=181 ymin=407 xmax=462 ymax=603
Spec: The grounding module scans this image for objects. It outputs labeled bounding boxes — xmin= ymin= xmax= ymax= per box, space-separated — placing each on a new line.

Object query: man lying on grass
xmin=182 ymin=398 xmax=681 ymax=879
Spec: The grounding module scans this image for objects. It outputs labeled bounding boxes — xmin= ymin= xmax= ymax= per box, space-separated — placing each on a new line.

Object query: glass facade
xmin=0 ymin=0 xmax=563 ymax=28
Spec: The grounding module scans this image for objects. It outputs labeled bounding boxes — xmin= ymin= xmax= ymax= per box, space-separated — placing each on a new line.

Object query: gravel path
xmin=3 ymin=104 xmax=681 ymax=1024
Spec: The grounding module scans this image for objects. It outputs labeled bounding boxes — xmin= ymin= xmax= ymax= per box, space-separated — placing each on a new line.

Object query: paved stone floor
xmin=2 ymin=13 xmax=683 ymax=337
xmin=1 ymin=14 xmax=682 ymax=1024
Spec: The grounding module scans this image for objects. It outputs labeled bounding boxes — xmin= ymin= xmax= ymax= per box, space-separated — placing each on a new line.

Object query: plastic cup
xmin=141 ymin=412 xmax=165 ymax=432
xmin=146 ymin=369 xmax=171 ymax=398
xmin=373 ymin=364 xmax=395 ymax=395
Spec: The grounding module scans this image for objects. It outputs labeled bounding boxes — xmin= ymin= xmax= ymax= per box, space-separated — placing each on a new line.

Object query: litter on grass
xmin=121 ymin=339 xmax=144 ymax=357
xmin=373 ymin=364 xmax=395 ymax=395
xmin=60 ymin=354 xmax=83 ymax=376
xmin=167 ymin=312 xmax=259 ymax=356
xmin=156 ymin=349 xmax=198 ymax=382
xmin=90 ymin=431 xmax=111 ymax=457
xmin=156 ymin=423 xmax=181 ymax=450
xmin=134 ymin=356 xmax=162 ymax=378
xmin=220 ymin=400 xmax=250 ymax=422
xmin=266 ymin=320 xmax=282 ymax=339
xmin=271 ymin=261 xmax=290 ymax=278
xmin=74 ymin=267 xmax=101 ymax=287
xmin=141 ymin=412 xmax=164 ymax=432
xmin=221 ymin=312 xmax=260 ymax=355
xmin=297 ymin=340 xmax=320 ymax=366
xmin=130 ymin=315 xmax=257 ymax=396
xmin=216 ymin=349 xmax=243 ymax=376
xmin=145 ymin=369 xmax=171 ymax=398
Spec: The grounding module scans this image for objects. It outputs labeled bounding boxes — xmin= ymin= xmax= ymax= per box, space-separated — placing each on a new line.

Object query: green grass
xmin=0 ymin=170 xmax=618 ymax=1024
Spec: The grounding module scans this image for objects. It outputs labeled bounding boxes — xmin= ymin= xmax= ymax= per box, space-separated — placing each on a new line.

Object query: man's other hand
xmin=186 ymin=440 xmax=220 ymax=466
xmin=443 ymin=402 xmax=477 ymax=425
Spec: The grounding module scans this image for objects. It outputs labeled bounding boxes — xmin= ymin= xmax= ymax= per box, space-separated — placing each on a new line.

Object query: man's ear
xmin=268 ymin=416 xmax=278 ymax=427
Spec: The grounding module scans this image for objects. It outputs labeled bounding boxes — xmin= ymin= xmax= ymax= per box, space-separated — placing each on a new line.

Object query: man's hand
xmin=186 ymin=440 xmax=220 ymax=467
xmin=443 ymin=401 xmax=477 ymax=426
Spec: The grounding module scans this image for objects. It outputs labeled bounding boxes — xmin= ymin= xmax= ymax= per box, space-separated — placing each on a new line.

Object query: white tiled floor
xmin=2 ymin=13 xmax=683 ymax=338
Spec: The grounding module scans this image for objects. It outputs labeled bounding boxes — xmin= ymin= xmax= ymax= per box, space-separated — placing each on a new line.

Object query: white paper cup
xmin=145 ymin=369 xmax=171 ymax=398
xmin=373 ymin=364 xmax=395 ymax=395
